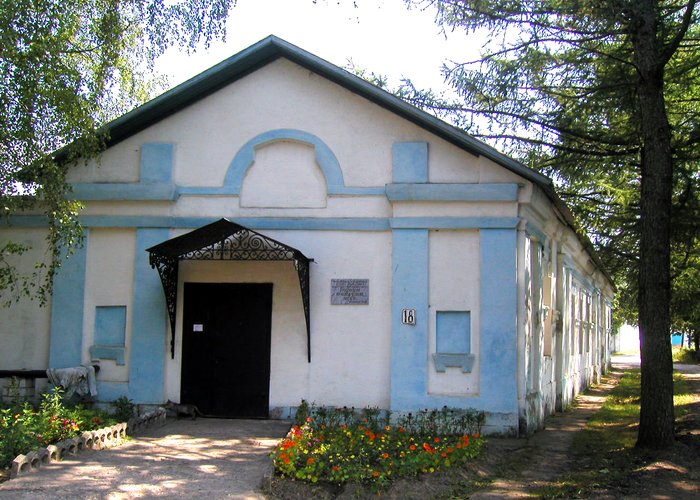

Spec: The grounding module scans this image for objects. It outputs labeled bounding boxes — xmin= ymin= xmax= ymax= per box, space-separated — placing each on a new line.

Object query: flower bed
xmin=0 ymin=388 xmax=117 ymax=470
xmin=270 ymin=403 xmax=484 ymax=488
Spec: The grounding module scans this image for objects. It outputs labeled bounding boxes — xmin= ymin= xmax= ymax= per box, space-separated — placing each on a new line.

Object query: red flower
xmin=434 ymin=437 xmax=441 ymax=443
xmin=373 ymin=471 xmax=380 ymax=477
xmin=409 ymin=444 xmax=417 ymax=451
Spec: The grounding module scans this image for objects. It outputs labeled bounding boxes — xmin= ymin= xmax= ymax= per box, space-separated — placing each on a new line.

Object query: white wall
xmin=0 ymin=228 xmax=53 ymax=370
xmin=427 ymin=229 xmax=480 ymax=395
xmin=167 ymin=230 xmax=393 ymax=410
xmin=83 ymin=229 xmax=136 ymax=382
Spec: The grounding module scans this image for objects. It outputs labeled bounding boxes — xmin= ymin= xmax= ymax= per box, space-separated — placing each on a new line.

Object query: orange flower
xmin=307 ymin=458 xmax=315 ymax=465
xmin=409 ymin=444 xmax=417 ymax=451
xmin=447 ymin=447 xmax=454 ymax=453
xmin=399 ymin=427 xmax=406 ymax=433
xmin=306 ymin=417 xmax=313 ymax=423
xmin=332 ymin=465 xmax=340 ymax=472
xmin=441 ymin=452 xmax=447 ymax=458
xmin=373 ymin=471 xmax=380 ymax=477
xmin=382 ymin=452 xmax=390 ymax=459
xmin=283 ymin=457 xmax=290 ymax=464
xmin=434 ymin=437 xmax=441 ymax=443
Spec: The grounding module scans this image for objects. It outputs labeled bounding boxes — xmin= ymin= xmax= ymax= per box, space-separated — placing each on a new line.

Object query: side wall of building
xmin=517 ymin=188 xmax=614 ymax=435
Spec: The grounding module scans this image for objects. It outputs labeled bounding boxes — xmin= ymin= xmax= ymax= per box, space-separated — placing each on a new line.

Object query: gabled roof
xmin=105 ymin=35 xmax=551 ymax=187
xmin=104 ymin=35 xmax=611 ymax=286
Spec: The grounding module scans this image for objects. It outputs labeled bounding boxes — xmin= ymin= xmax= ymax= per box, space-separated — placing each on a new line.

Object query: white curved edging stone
xmin=8 ymin=408 xmax=166 ymax=480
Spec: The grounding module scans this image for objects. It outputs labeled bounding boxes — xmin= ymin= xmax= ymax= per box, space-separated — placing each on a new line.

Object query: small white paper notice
xmin=193 ymin=324 xmax=204 ymax=332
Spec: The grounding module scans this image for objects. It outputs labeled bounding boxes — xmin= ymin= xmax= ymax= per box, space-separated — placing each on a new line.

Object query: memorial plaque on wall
xmin=331 ymin=279 xmax=369 ymax=305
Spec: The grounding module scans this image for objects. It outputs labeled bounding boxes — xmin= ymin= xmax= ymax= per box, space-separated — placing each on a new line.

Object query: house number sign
xmin=331 ymin=279 xmax=369 ymax=305
xmin=401 ymin=309 xmax=416 ymax=325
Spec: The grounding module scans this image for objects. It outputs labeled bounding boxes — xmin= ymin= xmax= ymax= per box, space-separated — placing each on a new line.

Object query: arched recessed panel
xmin=241 ymin=140 xmax=327 ymax=208
xmin=225 ymin=129 xmax=345 ymax=194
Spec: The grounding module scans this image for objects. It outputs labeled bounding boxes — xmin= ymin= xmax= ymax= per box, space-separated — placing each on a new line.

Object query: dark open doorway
xmin=181 ymin=282 xmax=273 ymax=418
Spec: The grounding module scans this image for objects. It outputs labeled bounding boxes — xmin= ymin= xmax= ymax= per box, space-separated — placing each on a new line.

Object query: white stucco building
xmin=0 ymin=36 xmax=614 ymax=435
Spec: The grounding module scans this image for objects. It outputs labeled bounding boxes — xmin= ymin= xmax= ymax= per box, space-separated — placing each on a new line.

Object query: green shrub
xmin=110 ymin=396 xmax=136 ymax=423
xmin=0 ymin=388 xmax=114 ymax=469
xmin=272 ymin=404 xmax=485 ymax=488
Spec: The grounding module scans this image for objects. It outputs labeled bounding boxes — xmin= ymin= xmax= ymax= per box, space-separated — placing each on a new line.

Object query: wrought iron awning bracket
xmin=147 ymin=219 xmax=312 ymax=362
xmin=149 ymin=253 xmax=179 ymax=358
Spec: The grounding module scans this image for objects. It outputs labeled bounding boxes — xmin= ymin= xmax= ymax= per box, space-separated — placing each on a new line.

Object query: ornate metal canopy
xmin=147 ymin=218 xmax=312 ymax=361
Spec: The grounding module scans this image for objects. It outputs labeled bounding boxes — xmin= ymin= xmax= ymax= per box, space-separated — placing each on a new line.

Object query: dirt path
xmin=0 ymin=418 xmax=290 ymax=499
xmin=466 ymin=373 xmax=620 ymax=499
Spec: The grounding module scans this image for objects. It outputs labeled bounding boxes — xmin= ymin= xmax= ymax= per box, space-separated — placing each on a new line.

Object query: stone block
xmin=45 ymin=444 xmax=61 ymax=462
xmin=10 ymin=454 xmax=29 ymax=479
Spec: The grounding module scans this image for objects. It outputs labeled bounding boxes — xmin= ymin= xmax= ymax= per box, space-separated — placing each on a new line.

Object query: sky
xmin=157 ymin=0 xmax=482 ymax=94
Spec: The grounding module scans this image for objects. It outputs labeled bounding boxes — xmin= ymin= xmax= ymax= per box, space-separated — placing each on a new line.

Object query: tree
xmin=402 ymin=0 xmax=700 ymax=448
xmin=0 ymin=0 xmax=236 ymax=305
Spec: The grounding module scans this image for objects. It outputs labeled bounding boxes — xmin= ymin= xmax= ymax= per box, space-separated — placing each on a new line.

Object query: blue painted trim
xmin=7 ymin=215 xmax=522 ymax=231
xmin=390 ymin=217 xmax=520 ymax=229
xmin=141 ymin=143 xmax=174 ymax=183
xmin=479 ymin=229 xmax=518 ymax=411
xmin=390 ymin=229 xmax=429 ymax=411
xmin=89 ymin=345 xmax=126 ymax=365
xmin=48 ymin=235 xmax=88 ymax=369
xmin=69 ymin=183 xmax=177 ymax=201
xmin=224 ymin=129 xmax=347 ymax=194
xmin=392 ymin=142 xmax=428 ymax=183
xmin=175 ymin=185 xmax=386 ymax=196
xmin=386 ymin=183 xmax=519 ymax=202
xmin=128 ymin=229 xmax=169 ymax=403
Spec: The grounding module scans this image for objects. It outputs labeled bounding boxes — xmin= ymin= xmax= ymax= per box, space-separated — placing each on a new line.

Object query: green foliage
xmin=110 ymin=396 xmax=136 ymax=423
xmin=0 ymin=387 xmax=114 ymax=469
xmin=272 ymin=404 xmax=484 ymax=488
xmin=0 ymin=0 xmax=236 ymax=305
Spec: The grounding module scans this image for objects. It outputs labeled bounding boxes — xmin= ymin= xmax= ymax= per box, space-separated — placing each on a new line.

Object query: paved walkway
xmin=0 ymin=418 xmax=290 ymax=499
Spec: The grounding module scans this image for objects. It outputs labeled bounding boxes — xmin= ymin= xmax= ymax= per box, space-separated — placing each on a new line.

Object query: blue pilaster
xmin=49 ymin=234 xmax=88 ymax=368
xmin=390 ymin=229 xmax=429 ymax=410
xmin=479 ymin=229 xmax=518 ymax=409
xmin=128 ymin=228 xmax=169 ymax=403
